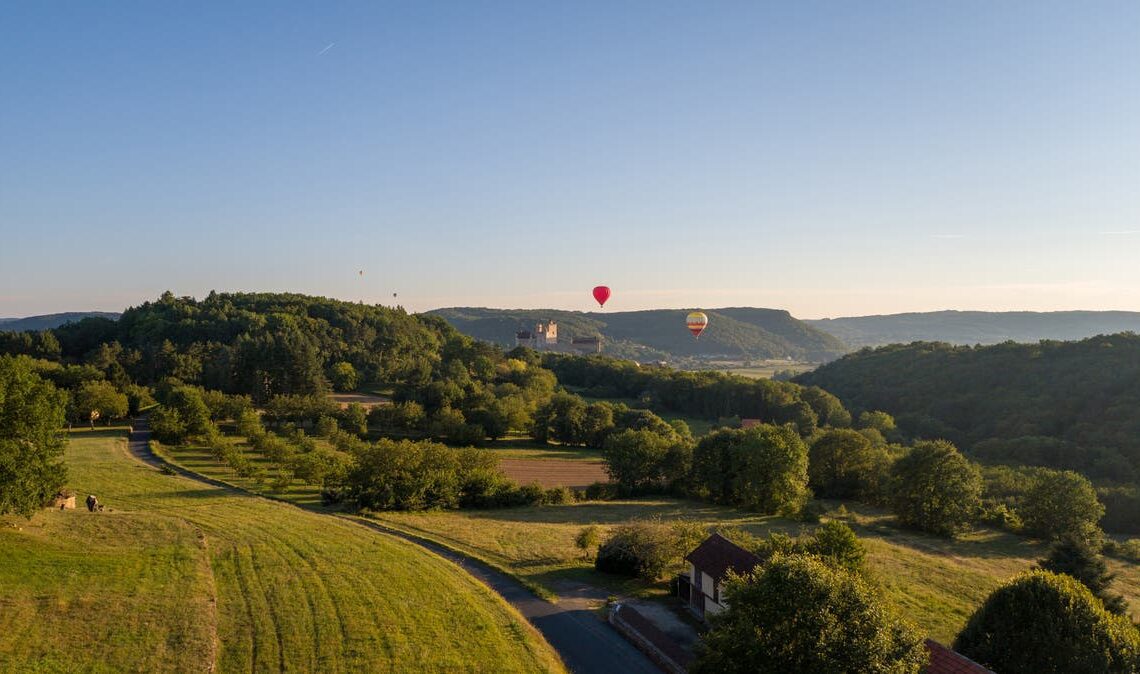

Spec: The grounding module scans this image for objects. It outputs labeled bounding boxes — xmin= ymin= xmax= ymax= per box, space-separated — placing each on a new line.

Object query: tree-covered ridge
xmin=795 ymin=335 xmax=1140 ymax=479
xmin=38 ymin=292 xmax=448 ymax=400
xmin=0 ymin=312 xmax=121 ymax=333
xmin=428 ymin=306 xmax=847 ymax=361
xmin=806 ymin=310 xmax=1140 ymax=349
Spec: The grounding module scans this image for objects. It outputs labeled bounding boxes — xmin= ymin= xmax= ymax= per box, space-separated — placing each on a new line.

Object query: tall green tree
xmin=955 ymin=571 xmax=1140 ymax=674
xmin=0 ymin=356 xmax=68 ymax=517
xmin=691 ymin=425 xmax=810 ymax=515
xmin=327 ymin=361 xmax=359 ymax=392
xmin=1020 ymin=469 xmax=1104 ymax=542
xmin=691 ymin=554 xmax=926 ymax=674
xmin=1039 ymin=535 xmax=1127 ymax=615
xmin=808 ymin=429 xmax=884 ymax=500
xmin=602 ymin=429 xmax=674 ymax=491
xmin=889 ymin=440 xmax=981 ymax=536
xmin=72 ymin=380 xmax=129 ymax=426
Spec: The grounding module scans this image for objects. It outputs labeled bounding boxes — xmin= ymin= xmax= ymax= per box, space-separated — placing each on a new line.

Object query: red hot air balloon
xmin=592 ymin=286 xmax=611 ymax=308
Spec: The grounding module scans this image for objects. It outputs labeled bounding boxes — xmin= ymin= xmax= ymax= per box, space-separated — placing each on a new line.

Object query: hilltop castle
xmin=515 ymin=321 xmax=602 ymax=354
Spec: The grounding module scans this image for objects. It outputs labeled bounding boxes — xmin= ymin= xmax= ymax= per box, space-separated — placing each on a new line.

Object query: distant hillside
xmin=427 ymin=307 xmax=847 ymax=361
xmin=795 ymin=335 xmax=1140 ymax=488
xmin=806 ymin=310 xmax=1140 ymax=348
xmin=0 ymin=311 xmax=120 ymax=332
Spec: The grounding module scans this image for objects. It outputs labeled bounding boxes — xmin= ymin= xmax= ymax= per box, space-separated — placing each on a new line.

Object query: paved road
xmin=125 ymin=422 xmax=661 ymax=674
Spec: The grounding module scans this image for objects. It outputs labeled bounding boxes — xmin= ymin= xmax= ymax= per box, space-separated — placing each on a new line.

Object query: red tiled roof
xmin=925 ymin=639 xmax=993 ymax=674
xmin=684 ymin=533 xmax=761 ymax=584
xmin=741 ymin=419 xmax=762 ymax=429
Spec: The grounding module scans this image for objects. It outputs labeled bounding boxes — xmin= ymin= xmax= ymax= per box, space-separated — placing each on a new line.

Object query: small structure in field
xmin=740 ymin=418 xmax=762 ymax=429
xmin=679 ymin=533 xmax=760 ymax=620
xmin=49 ymin=490 xmax=76 ymax=510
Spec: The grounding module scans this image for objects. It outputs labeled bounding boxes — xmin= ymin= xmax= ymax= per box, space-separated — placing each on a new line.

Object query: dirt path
xmin=126 ymin=422 xmax=661 ymax=674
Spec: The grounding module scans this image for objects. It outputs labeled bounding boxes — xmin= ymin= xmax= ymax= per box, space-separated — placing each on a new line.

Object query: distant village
xmin=515 ymin=320 xmax=602 ymax=354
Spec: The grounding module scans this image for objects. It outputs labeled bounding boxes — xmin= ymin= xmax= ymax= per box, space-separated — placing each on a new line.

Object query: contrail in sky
xmin=318 ymin=42 xmax=336 ymax=56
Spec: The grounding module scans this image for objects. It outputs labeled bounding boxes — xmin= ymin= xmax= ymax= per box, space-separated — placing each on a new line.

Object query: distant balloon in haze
xmin=686 ymin=311 xmax=708 ymax=339
xmin=592 ymin=286 xmax=611 ymax=307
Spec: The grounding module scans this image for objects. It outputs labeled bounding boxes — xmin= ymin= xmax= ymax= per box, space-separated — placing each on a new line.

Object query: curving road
xmin=126 ymin=422 xmax=661 ymax=674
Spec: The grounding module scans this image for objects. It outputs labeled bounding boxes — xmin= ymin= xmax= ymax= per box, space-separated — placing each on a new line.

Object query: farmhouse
xmin=679 ymin=533 xmax=760 ymax=619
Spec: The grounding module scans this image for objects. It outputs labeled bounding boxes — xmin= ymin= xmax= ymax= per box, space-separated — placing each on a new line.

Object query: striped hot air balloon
xmin=686 ymin=311 xmax=708 ymax=339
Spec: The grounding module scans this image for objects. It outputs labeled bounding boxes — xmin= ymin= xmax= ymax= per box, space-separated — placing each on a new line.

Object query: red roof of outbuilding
xmin=684 ymin=533 xmax=761 ymax=583
xmin=925 ymin=639 xmax=993 ymax=674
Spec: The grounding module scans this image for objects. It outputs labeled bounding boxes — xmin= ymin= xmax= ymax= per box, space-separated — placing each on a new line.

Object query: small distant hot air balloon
xmin=592 ymin=286 xmax=611 ymax=308
xmin=686 ymin=311 xmax=709 ymax=339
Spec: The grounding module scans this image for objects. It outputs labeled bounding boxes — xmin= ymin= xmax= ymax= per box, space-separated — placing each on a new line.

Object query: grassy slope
xmin=0 ymin=501 xmax=214 ymax=673
xmin=0 ymin=430 xmax=564 ymax=674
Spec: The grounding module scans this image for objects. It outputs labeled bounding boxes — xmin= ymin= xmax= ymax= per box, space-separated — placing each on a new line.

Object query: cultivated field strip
xmin=24 ymin=433 xmax=566 ymax=673
xmin=498 ymin=458 xmax=609 ymax=489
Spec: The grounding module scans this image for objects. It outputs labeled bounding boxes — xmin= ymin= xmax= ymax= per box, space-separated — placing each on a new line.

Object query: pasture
xmin=154 ymin=432 xmax=1140 ymax=644
xmin=0 ymin=430 xmax=565 ymax=673
xmin=368 ymin=499 xmax=1140 ymax=644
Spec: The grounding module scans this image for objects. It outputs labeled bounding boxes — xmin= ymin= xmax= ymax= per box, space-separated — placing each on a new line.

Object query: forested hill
xmin=795 ymin=335 xmax=1140 ymax=481
xmin=0 ymin=312 xmax=120 ymax=332
xmin=0 ymin=292 xmax=452 ymax=401
xmin=805 ymin=310 xmax=1140 ymax=348
xmin=427 ymin=307 xmax=847 ymax=361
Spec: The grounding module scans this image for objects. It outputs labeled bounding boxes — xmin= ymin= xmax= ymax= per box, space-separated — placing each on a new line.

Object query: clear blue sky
xmin=2 ymin=1 xmax=1139 ymax=318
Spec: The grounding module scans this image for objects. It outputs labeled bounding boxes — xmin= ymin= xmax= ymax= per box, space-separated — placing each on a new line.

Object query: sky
xmin=2 ymin=1 xmax=1139 ymax=319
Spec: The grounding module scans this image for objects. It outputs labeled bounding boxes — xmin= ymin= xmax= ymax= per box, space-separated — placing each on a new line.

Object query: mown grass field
xmin=368 ymin=499 xmax=1140 ymax=644
xmin=0 ymin=430 xmax=565 ymax=673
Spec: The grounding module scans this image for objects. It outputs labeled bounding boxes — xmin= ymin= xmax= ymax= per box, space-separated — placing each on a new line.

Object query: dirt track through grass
xmin=0 ymin=430 xmax=565 ymax=673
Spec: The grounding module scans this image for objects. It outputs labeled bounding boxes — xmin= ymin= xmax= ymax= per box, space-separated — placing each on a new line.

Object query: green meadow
xmin=0 ymin=430 xmax=565 ymax=673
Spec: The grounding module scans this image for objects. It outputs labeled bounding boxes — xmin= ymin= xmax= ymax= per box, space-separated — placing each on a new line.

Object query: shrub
xmin=576 ymin=525 xmax=601 ymax=559
xmin=691 ymin=554 xmax=926 ymax=674
xmin=517 ymin=482 xmax=545 ymax=506
xmin=955 ymin=571 xmax=1140 ymax=673
xmin=585 ymin=481 xmax=619 ymax=501
xmin=979 ymin=502 xmax=1024 ymax=532
xmin=805 ymin=521 xmax=866 ymax=574
xmin=595 ymin=521 xmax=705 ymax=580
xmin=544 ymin=486 xmax=575 ymax=505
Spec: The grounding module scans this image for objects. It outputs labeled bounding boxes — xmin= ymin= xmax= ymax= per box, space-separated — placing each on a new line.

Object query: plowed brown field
xmin=499 ymin=458 xmax=609 ymax=488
